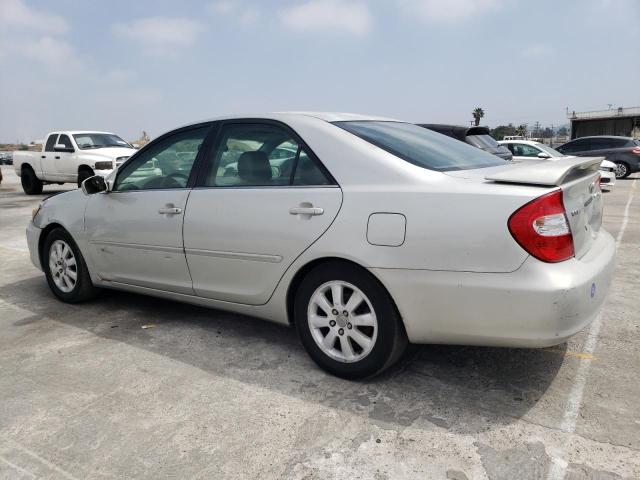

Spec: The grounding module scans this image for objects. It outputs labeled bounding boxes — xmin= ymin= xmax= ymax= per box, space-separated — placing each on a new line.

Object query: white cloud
xmin=0 ymin=0 xmax=68 ymax=34
xmin=112 ymin=17 xmax=204 ymax=54
xmin=398 ymin=0 xmax=501 ymax=23
xmin=21 ymin=36 xmax=81 ymax=70
xmin=279 ymin=0 xmax=372 ymax=35
xmin=207 ymin=1 xmax=261 ymax=27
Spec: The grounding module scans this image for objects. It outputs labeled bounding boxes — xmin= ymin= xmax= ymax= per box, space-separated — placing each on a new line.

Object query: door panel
xmin=184 ymin=187 xmax=342 ymax=305
xmin=85 ymin=190 xmax=193 ymax=294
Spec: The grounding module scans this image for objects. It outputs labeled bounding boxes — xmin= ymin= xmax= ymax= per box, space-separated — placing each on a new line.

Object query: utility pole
xmin=550 ymin=124 xmax=554 ymax=146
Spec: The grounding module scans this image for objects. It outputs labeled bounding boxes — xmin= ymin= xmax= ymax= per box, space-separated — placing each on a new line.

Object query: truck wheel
xmin=21 ymin=167 xmax=43 ymax=195
xmin=77 ymin=169 xmax=94 ymax=188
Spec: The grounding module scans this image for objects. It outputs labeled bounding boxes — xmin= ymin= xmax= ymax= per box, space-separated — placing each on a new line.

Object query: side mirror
xmin=81 ymin=175 xmax=108 ymax=195
xmin=537 ymin=152 xmax=551 ymax=159
xmin=54 ymin=144 xmax=74 ymax=152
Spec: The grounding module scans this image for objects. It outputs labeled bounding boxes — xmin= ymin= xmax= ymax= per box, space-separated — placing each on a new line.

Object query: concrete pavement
xmin=0 ymin=165 xmax=638 ymax=479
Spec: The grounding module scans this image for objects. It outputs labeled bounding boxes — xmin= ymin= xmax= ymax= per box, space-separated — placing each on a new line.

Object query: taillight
xmin=632 ymin=146 xmax=640 ymax=155
xmin=508 ymin=189 xmax=574 ymax=263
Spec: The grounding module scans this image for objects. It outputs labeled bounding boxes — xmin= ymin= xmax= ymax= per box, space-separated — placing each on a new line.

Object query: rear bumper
xmin=26 ymin=221 xmax=43 ymax=271
xmin=370 ymin=229 xmax=616 ymax=348
xmin=600 ymin=171 xmax=616 ymax=188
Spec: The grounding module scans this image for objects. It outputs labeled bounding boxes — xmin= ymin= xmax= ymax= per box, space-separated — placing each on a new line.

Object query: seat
xmin=237 ymin=151 xmax=272 ymax=184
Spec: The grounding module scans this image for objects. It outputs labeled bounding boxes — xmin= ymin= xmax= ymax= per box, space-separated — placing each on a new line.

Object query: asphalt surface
xmin=0 ymin=165 xmax=639 ymax=480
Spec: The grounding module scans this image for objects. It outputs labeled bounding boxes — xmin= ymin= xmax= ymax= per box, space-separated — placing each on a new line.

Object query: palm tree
xmin=516 ymin=124 xmax=528 ymax=137
xmin=472 ymin=107 xmax=485 ymax=126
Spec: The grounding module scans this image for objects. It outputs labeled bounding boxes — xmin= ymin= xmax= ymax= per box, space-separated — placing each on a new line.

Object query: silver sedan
xmin=27 ymin=113 xmax=615 ymax=378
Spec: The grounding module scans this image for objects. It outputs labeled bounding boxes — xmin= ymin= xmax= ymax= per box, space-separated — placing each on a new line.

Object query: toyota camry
xmin=27 ymin=113 xmax=615 ymax=378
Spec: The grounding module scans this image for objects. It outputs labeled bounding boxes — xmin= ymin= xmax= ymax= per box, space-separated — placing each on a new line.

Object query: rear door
xmin=183 ymin=120 xmax=342 ymax=305
xmin=84 ymin=124 xmax=212 ymax=294
xmin=41 ymin=134 xmax=59 ymax=178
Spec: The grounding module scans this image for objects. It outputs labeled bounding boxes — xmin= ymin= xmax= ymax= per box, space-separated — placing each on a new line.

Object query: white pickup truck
xmin=13 ymin=131 xmax=137 ymax=194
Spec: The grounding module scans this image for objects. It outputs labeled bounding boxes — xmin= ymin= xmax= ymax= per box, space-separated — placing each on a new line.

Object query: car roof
xmin=569 ymin=135 xmax=634 ymax=141
xmin=499 ymin=140 xmax=543 ymax=146
xmin=49 ymin=131 xmax=116 ymax=135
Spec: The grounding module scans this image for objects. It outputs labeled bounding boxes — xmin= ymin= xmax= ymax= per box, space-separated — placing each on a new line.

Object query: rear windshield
xmin=466 ymin=134 xmax=500 ymax=149
xmin=334 ymin=121 xmax=506 ymax=172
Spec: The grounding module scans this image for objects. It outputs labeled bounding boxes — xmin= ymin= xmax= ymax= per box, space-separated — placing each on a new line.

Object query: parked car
xmin=27 ymin=113 xmax=614 ymax=379
xmin=418 ymin=124 xmax=513 ymax=161
xmin=499 ymin=140 xmax=616 ymax=189
xmin=556 ymin=136 xmax=640 ymax=179
xmin=13 ymin=131 xmax=137 ymax=194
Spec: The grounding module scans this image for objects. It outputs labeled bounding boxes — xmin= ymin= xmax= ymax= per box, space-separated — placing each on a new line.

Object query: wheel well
xmin=22 ymin=163 xmax=35 ymax=173
xmin=285 ymin=257 xmax=399 ymax=327
xmin=78 ymin=165 xmax=94 ymax=174
xmin=38 ymin=223 xmax=64 ymax=270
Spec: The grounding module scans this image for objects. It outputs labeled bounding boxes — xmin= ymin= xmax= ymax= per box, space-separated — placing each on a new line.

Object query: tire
xmin=21 ymin=167 xmax=43 ymax=195
xmin=614 ymin=162 xmax=630 ymax=179
xmin=77 ymin=169 xmax=94 ymax=188
xmin=43 ymin=228 xmax=98 ymax=303
xmin=294 ymin=261 xmax=408 ymax=379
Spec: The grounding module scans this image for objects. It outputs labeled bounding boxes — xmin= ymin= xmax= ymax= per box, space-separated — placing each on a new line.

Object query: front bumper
xmin=371 ymin=229 xmax=616 ymax=348
xmin=26 ymin=221 xmax=43 ymax=271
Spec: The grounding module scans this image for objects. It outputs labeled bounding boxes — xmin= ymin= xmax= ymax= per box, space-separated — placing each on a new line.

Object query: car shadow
xmin=1 ymin=275 xmax=566 ymax=434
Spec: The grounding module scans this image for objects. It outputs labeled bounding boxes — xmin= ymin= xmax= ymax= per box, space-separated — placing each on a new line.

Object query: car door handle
xmin=41 ymin=155 xmax=46 ymax=159
xmin=158 ymin=206 xmax=183 ymax=215
xmin=55 ymin=156 xmax=60 ymax=159
xmin=289 ymin=207 xmax=324 ymax=216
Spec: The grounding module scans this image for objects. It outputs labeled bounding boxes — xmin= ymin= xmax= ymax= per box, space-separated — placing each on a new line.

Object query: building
xmin=568 ymin=106 xmax=640 ymax=139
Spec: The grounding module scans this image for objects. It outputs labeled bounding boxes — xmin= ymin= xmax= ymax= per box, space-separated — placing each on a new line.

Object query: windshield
xmin=334 ymin=121 xmax=506 ymax=172
xmin=73 ymin=133 xmax=132 ymax=150
xmin=536 ymin=144 xmax=564 ymax=157
xmin=466 ymin=134 xmax=500 ymax=149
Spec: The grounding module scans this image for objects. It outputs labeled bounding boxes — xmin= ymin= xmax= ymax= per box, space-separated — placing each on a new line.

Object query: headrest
xmin=238 ymin=151 xmax=272 ymax=183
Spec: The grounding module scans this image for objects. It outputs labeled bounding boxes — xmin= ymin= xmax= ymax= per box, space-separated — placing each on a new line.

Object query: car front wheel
xmin=614 ymin=162 xmax=630 ymax=179
xmin=294 ymin=261 xmax=407 ymax=379
xmin=44 ymin=228 xmax=98 ymax=303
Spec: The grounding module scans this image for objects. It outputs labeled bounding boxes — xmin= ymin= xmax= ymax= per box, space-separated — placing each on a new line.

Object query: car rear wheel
xmin=614 ymin=162 xmax=630 ymax=179
xmin=44 ymin=228 xmax=98 ymax=303
xmin=21 ymin=167 xmax=43 ymax=195
xmin=294 ymin=261 xmax=407 ymax=379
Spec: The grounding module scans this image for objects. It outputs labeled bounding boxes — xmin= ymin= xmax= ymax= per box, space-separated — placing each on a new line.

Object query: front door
xmin=54 ymin=134 xmax=76 ymax=181
xmin=183 ymin=121 xmax=342 ymax=305
xmin=84 ymin=125 xmax=212 ymax=294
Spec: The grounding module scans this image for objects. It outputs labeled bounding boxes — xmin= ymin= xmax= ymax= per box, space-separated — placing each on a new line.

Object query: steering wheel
xmin=164 ymin=172 xmax=188 ymax=187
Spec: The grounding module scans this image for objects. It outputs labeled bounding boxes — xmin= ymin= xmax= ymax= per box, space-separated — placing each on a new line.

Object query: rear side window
xmin=45 ymin=134 xmax=58 ymax=152
xmin=334 ymin=121 xmax=505 ymax=171
xmin=466 ymin=134 xmax=500 ymax=149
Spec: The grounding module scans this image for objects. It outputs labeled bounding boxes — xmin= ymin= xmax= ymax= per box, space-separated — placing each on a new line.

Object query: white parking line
xmin=546 ymin=179 xmax=637 ymax=480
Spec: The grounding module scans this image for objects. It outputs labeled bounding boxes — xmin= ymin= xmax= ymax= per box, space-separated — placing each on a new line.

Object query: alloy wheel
xmin=49 ymin=240 xmax=78 ymax=293
xmin=615 ymin=162 xmax=628 ymax=179
xmin=307 ymin=280 xmax=378 ymax=363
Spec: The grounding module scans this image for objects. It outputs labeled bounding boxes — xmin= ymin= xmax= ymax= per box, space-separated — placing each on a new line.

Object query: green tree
xmin=490 ymin=124 xmax=517 ymax=140
xmin=516 ymin=124 xmax=528 ymax=137
xmin=472 ymin=107 xmax=485 ymax=126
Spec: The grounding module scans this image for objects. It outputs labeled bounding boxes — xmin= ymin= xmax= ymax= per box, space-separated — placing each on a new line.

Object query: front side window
xmin=204 ymin=123 xmax=332 ymax=187
xmin=114 ymin=126 xmax=209 ymax=191
xmin=335 ymin=121 xmax=505 ymax=172
xmin=511 ymin=143 xmax=541 ymax=157
xmin=560 ymin=138 xmax=590 ymax=153
xmin=45 ymin=134 xmax=58 ymax=152
xmin=57 ymin=134 xmax=73 ymax=149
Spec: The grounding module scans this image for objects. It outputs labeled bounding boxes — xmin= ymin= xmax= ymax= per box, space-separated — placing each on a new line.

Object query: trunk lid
xmin=481 ymin=156 xmax=603 ymax=259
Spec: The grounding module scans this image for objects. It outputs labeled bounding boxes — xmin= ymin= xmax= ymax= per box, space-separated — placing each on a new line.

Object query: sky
xmin=0 ymin=0 xmax=639 ymax=143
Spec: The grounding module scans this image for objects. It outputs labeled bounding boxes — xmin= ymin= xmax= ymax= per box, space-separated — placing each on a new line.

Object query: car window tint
xmin=45 ymin=134 xmax=58 ymax=152
xmin=611 ymin=138 xmax=633 ymax=148
xmin=293 ymin=150 xmax=332 ymax=186
xmin=591 ymin=138 xmax=613 ymax=150
xmin=114 ymin=126 xmax=209 ymax=191
xmin=58 ymin=134 xmax=73 ymax=149
xmin=512 ymin=143 xmax=540 ymax=157
xmin=205 ymin=123 xmax=330 ymax=187
xmin=335 ymin=121 xmax=505 ymax=172
xmin=562 ymin=138 xmax=589 ymax=153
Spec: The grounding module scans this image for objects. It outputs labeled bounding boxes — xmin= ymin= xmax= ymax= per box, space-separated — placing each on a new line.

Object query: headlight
xmin=32 ymin=204 xmax=42 ymax=221
xmin=95 ymin=161 xmax=114 ymax=170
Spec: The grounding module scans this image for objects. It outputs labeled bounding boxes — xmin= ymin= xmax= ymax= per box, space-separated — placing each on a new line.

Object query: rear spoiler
xmin=485 ymin=156 xmax=603 ymax=187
